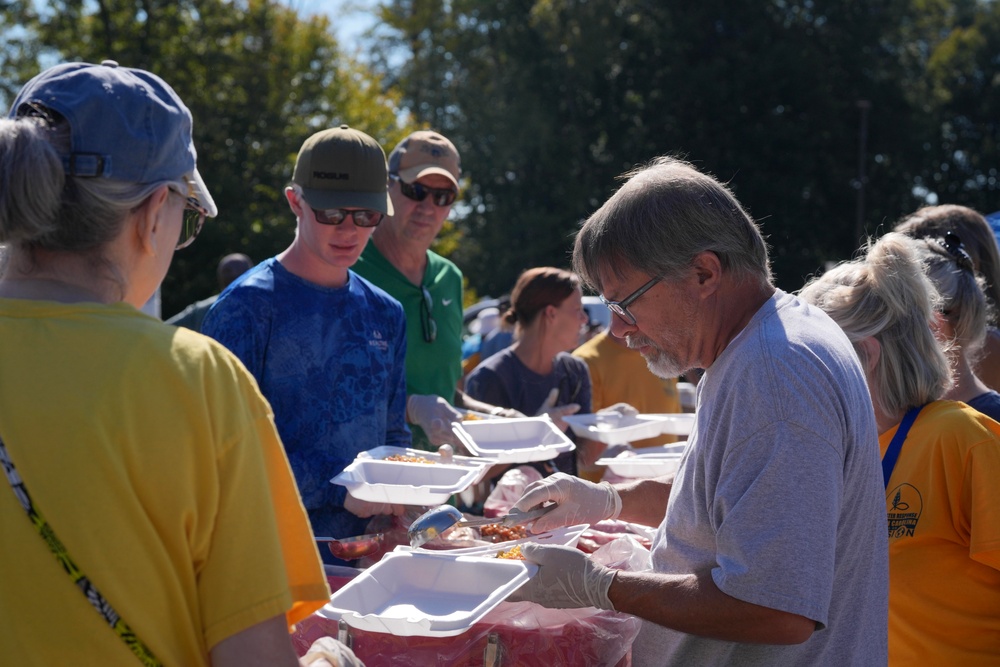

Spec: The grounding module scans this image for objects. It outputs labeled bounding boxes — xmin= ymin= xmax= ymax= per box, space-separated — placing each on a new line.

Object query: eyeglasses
xmin=310 ymin=207 xmax=383 ymax=228
xmin=391 ymin=175 xmax=458 ymax=207
xmin=420 ymin=286 xmax=437 ymax=343
xmin=937 ymin=231 xmax=974 ymax=273
xmin=168 ymin=180 xmax=209 ymax=250
xmin=600 ymin=276 xmax=661 ymax=326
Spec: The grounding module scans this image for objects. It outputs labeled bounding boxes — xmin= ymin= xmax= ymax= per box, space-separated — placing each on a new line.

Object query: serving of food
xmin=383 ymin=454 xmax=435 ymax=464
xmin=496 ymin=545 xmax=525 ymax=559
xmin=480 ymin=523 xmax=529 ymax=542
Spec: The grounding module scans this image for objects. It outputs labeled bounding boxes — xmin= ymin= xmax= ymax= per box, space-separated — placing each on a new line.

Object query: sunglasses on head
xmin=391 ymin=175 xmax=457 ymax=207
xmin=310 ymin=207 xmax=383 ymax=228
xmin=937 ymin=231 xmax=974 ymax=273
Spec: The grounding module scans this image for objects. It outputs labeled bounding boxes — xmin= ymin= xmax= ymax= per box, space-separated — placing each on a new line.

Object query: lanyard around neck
xmin=881 ymin=405 xmax=924 ymax=489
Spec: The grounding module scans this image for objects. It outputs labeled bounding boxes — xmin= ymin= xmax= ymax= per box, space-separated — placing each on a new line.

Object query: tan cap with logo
xmin=292 ymin=125 xmax=393 ymax=214
xmin=388 ymin=130 xmax=461 ymax=188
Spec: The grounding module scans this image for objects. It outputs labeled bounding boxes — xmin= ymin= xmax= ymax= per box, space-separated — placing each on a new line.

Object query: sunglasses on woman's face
xmin=391 ymin=175 xmax=458 ymax=207
xmin=168 ymin=181 xmax=209 ymax=250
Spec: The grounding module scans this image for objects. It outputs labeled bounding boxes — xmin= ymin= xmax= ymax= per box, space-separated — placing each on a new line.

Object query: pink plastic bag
xmin=292 ymin=599 xmax=639 ymax=667
xmin=291 ymin=532 xmax=650 ymax=666
xmin=482 ymin=466 xmax=542 ymax=518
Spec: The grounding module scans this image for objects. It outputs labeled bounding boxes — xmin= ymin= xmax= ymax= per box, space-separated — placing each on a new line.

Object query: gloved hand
xmin=301 ymin=636 xmax=366 ymax=666
xmin=597 ymin=402 xmax=639 ymax=418
xmin=343 ymin=492 xmax=405 ymax=518
xmin=490 ymin=406 xmax=527 ymax=419
xmin=534 ymin=387 xmax=580 ymax=431
xmin=509 ymin=543 xmax=617 ymax=610
xmin=407 ymin=394 xmax=464 ymax=445
xmin=512 ymin=472 xmax=621 ymax=533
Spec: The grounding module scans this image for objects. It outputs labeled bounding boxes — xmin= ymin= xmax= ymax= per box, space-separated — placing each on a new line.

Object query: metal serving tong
xmin=407 ymin=503 xmax=554 ymax=548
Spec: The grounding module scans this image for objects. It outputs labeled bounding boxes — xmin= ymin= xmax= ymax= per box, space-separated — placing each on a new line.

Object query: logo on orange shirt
xmin=886 ymin=482 xmax=922 ymax=538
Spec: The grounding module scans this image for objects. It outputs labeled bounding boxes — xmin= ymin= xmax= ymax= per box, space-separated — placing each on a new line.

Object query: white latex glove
xmin=343 ymin=492 xmax=405 ymax=518
xmin=407 ymin=394 xmax=464 ymax=445
xmin=490 ymin=406 xmax=527 ymax=419
xmin=512 ymin=472 xmax=621 ymax=533
xmin=597 ymin=402 xmax=639 ymax=417
xmin=301 ymin=637 xmax=366 ymax=667
xmin=509 ymin=543 xmax=617 ymax=610
xmin=534 ymin=387 xmax=580 ymax=431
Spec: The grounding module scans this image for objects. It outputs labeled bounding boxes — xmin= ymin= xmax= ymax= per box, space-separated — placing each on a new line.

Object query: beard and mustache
xmin=626 ymin=331 xmax=689 ymax=379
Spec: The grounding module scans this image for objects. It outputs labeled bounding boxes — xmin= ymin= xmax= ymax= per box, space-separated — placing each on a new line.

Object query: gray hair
xmin=0 ymin=114 xmax=182 ymax=255
xmin=799 ymin=232 xmax=950 ymax=418
xmin=573 ymin=156 xmax=772 ymax=293
xmin=913 ymin=236 xmax=988 ymax=359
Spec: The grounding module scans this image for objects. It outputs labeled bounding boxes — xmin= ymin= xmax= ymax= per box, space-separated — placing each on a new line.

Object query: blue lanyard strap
xmin=881 ymin=405 xmax=924 ymax=489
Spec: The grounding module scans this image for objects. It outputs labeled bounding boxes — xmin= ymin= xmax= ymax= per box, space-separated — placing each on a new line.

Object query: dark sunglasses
xmin=168 ymin=182 xmax=209 ymax=250
xmin=310 ymin=207 xmax=383 ymax=228
xmin=391 ymin=175 xmax=458 ymax=207
xmin=937 ymin=231 xmax=974 ymax=273
xmin=419 ymin=286 xmax=437 ymax=343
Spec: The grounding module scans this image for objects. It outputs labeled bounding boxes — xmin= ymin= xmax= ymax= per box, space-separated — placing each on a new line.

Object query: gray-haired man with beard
xmin=509 ymin=156 xmax=888 ymax=665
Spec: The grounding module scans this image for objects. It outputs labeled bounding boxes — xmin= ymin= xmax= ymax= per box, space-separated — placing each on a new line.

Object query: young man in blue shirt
xmin=204 ymin=125 xmax=409 ymax=563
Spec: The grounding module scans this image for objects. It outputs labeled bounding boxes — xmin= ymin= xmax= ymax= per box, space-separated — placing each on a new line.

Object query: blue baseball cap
xmin=9 ymin=60 xmax=217 ymax=217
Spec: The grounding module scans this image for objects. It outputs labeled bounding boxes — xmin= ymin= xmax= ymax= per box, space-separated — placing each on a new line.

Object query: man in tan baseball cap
xmin=203 ymin=125 xmax=411 ymax=562
xmin=388 ymin=129 xmax=461 ymax=190
xmin=355 ymin=130 xmax=520 ymax=452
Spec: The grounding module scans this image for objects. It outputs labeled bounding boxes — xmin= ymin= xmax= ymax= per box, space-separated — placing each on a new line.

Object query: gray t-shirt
xmin=632 ymin=290 xmax=888 ymax=666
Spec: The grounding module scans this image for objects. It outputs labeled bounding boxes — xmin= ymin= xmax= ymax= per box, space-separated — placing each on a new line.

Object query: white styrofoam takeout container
xmin=451 ymin=417 xmax=576 ymax=464
xmin=356 ymin=445 xmax=495 ymax=486
xmin=330 ymin=449 xmax=485 ymax=505
xmin=318 ymin=550 xmax=537 ymax=637
xmin=403 ymin=523 xmax=590 ymax=557
xmin=596 ymin=444 xmax=687 ymax=478
xmin=563 ymin=413 xmax=672 ymax=445
xmin=652 ymin=413 xmax=696 ymax=436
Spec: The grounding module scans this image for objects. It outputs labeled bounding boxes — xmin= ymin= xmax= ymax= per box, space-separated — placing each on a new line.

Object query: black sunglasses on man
xmin=390 ymin=174 xmax=458 ymax=207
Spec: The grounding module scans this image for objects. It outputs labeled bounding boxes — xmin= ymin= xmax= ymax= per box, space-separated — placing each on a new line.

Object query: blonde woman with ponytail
xmin=800 ymin=232 xmax=1000 ymax=666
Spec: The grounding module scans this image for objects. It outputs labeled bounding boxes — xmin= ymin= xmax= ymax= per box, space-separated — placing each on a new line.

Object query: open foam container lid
xmin=331 ymin=447 xmax=487 ymax=505
xmin=401 ymin=523 xmax=590 ymax=557
xmin=318 ymin=551 xmax=537 ymax=637
xmin=596 ymin=443 xmax=687 ymax=478
xmin=451 ymin=417 xmax=576 ymax=463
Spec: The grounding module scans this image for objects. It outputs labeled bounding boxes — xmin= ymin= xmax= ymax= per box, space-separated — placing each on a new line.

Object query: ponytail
xmin=0 ymin=117 xmax=65 ymax=244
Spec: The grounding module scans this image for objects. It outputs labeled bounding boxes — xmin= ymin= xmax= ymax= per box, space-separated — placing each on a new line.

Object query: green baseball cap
xmin=291 ymin=125 xmax=393 ymax=214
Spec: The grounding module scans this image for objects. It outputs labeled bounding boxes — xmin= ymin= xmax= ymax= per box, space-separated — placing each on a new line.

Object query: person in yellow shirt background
xmin=573 ymin=323 xmax=683 ymax=481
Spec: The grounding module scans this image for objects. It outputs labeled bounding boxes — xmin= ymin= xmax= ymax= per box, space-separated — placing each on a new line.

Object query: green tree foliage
xmin=921 ymin=1 xmax=1000 ymax=212
xmin=0 ymin=0 xmax=407 ymax=316
xmin=368 ymin=0 xmax=997 ymax=297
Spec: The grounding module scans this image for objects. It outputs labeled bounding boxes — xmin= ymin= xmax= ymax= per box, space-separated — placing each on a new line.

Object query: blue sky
xmin=288 ymin=0 xmax=376 ymax=52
